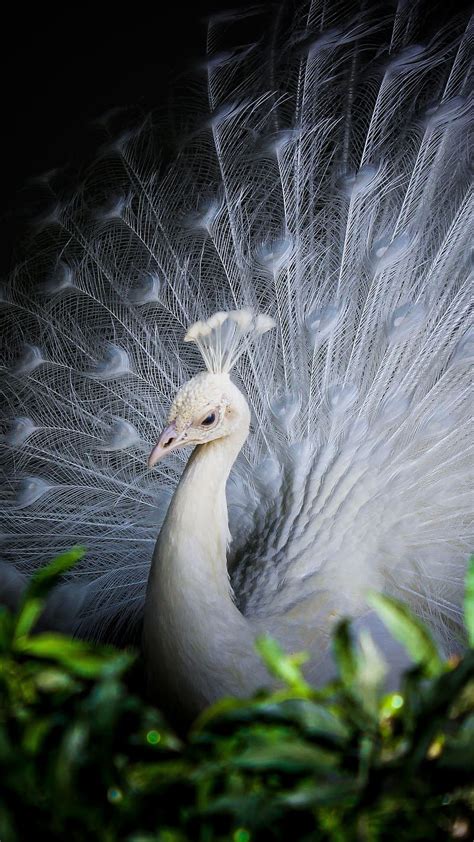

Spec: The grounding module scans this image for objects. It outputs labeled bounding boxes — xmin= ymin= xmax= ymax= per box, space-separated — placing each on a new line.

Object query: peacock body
xmin=1 ymin=1 xmax=472 ymax=721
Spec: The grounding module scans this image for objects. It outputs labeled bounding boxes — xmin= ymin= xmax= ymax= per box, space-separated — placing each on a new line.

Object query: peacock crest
xmin=184 ymin=310 xmax=276 ymax=374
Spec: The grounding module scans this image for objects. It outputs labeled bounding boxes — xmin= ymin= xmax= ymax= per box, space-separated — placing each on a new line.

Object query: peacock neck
xmin=143 ymin=423 xmax=259 ymax=722
xmin=160 ymin=433 xmax=243 ymax=601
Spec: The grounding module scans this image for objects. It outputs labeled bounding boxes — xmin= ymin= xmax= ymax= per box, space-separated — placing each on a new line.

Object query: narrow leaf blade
xmin=367 ymin=592 xmax=444 ymax=677
xmin=464 ymin=556 xmax=474 ymax=647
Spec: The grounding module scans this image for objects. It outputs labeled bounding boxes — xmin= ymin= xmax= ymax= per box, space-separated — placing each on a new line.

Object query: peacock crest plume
xmin=0 ymin=0 xmax=472 ymax=723
xmin=184 ymin=310 xmax=276 ymax=374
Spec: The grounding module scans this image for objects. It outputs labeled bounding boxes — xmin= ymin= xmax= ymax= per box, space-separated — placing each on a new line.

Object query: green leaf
xmin=354 ymin=628 xmax=388 ymax=716
xmin=23 ymin=546 xmax=86 ymax=601
xmin=34 ymin=668 xmax=78 ymax=693
xmin=255 ymin=699 xmax=349 ymax=741
xmin=22 ymin=718 xmax=52 ymax=754
xmin=255 ymin=635 xmax=311 ymax=694
xmin=15 ymin=632 xmax=127 ymax=678
xmin=332 ymin=621 xmax=386 ymax=719
xmin=277 ymin=779 xmax=359 ymax=808
xmin=464 ymin=556 xmax=474 ymax=647
xmin=55 ymin=721 xmax=89 ymax=793
xmin=332 ymin=620 xmax=358 ymax=687
xmin=0 ymin=605 xmax=14 ymax=650
xmin=13 ymin=547 xmax=86 ymax=643
xmin=367 ymin=592 xmax=444 ymax=677
xmin=14 ymin=598 xmax=44 ymax=639
xmin=236 ymin=740 xmax=338 ymax=773
xmin=193 ymin=695 xmax=259 ymax=732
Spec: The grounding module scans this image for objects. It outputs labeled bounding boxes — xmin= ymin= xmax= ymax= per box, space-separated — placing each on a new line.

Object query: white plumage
xmin=0 ymin=1 xmax=472 ymax=722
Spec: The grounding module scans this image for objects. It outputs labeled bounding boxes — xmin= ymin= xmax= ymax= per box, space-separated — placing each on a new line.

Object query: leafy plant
xmin=0 ymin=552 xmax=473 ymax=841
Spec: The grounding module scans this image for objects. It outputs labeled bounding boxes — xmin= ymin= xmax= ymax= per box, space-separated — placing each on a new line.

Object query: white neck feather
xmin=143 ymin=413 xmax=266 ymax=721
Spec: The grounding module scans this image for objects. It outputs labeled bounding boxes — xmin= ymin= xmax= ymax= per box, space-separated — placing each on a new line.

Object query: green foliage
xmin=465 ymin=556 xmax=474 ymax=648
xmin=1 ymin=553 xmax=473 ymax=841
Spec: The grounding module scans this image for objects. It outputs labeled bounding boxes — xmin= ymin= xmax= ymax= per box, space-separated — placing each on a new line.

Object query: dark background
xmin=1 ymin=1 xmax=464 ymax=275
xmin=1 ymin=3 xmax=218 ymax=274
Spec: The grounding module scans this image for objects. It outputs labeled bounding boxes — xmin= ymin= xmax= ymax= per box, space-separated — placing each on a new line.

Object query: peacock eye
xmin=201 ymin=412 xmax=216 ymax=426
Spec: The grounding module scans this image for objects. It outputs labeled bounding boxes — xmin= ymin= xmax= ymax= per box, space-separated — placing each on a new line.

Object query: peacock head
xmin=148 ymin=310 xmax=275 ymax=467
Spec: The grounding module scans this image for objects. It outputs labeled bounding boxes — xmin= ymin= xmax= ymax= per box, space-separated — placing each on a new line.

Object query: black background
xmin=1 ymin=3 xmax=218 ymax=273
xmin=2 ymin=1 xmax=466 ymax=274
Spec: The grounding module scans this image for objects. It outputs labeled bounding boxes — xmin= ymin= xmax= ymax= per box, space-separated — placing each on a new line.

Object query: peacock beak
xmin=148 ymin=421 xmax=187 ymax=467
